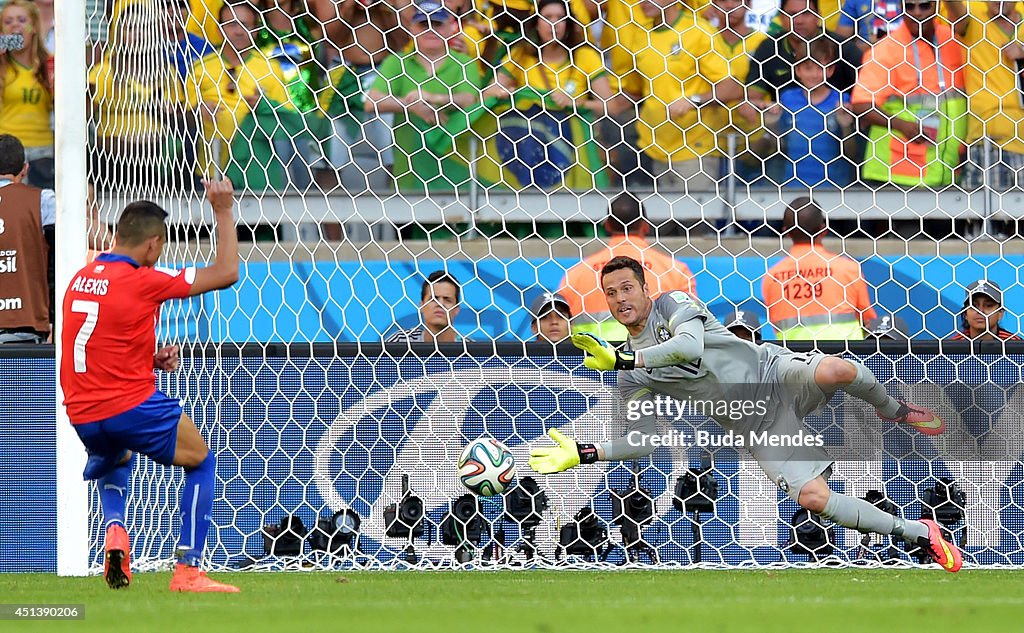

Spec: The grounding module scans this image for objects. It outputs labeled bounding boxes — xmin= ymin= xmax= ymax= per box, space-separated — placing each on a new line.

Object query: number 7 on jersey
xmin=71 ymin=299 xmax=99 ymax=373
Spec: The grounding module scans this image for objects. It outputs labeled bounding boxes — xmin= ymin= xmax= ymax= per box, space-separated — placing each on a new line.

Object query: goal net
xmin=65 ymin=0 xmax=1024 ymax=571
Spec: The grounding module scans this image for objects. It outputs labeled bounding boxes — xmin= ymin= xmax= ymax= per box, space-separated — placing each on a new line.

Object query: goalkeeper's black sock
xmin=844 ymin=361 xmax=902 ymax=418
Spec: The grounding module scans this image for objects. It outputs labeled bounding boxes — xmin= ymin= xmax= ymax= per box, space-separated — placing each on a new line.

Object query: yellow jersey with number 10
xmin=0 ymin=61 xmax=53 ymax=148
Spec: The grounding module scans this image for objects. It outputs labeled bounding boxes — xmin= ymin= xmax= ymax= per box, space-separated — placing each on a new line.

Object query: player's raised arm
xmin=189 ymin=179 xmax=240 ymax=296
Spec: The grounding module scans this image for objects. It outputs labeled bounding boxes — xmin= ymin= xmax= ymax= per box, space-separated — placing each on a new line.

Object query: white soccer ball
xmin=458 ymin=437 xmax=516 ymax=496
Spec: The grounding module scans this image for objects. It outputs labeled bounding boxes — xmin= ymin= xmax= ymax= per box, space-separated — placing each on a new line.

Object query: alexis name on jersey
xmin=69 ymin=275 xmax=110 ymax=296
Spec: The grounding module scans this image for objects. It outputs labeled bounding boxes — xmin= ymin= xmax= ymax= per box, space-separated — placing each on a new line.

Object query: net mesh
xmin=84 ymin=349 xmax=1024 ymax=570
xmin=72 ymin=0 xmax=1024 ymax=570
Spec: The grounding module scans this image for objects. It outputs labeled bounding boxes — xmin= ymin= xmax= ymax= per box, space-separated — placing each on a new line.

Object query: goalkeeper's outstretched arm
xmin=529 ymin=309 xmax=706 ymax=474
xmin=528 ymin=383 xmax=657 ymax=474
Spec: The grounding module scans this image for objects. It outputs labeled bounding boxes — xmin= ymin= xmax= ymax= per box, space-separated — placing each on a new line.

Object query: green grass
xmin=3 ymin=569 xmax=1022 ymax=632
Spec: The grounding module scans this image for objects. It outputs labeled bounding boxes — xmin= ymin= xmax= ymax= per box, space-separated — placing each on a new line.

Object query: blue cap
xmin=413 ymin=1 xmax=454 ymax=23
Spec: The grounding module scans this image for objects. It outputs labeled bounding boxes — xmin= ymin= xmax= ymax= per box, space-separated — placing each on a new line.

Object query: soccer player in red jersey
xmin=61 ymin=179 xmax=240 ymax=593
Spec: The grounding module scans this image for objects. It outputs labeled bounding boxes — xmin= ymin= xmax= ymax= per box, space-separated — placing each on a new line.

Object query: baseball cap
xmin=530 ymin=292 xmax=571 ymax=320
xmin=413 ymin=1 xmax=454 ymax=23
xmin=864 ymin=313 xmax=908 ymax=340
xmin=965 ymin=279 xmax=1002 ymax=307
xmin=723 ymin=310 xmax=762 ymax=335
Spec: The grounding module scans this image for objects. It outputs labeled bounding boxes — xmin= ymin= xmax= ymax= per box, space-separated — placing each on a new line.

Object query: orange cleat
xmin=104 ymin=523 xmax=132 ymax=590
xmin=169 ymin=564 xmax=240 ymax=593
xmin=918 ymin=519 xmax=963 ymax=573
xmin=878 ymin=402 xmax=946 ymax=436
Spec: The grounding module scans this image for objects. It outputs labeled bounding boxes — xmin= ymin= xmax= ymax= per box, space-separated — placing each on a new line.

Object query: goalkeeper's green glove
xmin=572 ymin=333 xmax=635 ymax=371
xmin=528 ymin=428 xmax=599 ymax=474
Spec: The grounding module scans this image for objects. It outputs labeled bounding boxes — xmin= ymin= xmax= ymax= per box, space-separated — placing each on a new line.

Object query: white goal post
xmin=54 ymin=0 xmax=91 ymax=577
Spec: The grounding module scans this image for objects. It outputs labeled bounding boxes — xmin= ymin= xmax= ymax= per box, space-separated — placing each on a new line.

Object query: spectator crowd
xmin=5 ymin=0 xmax=1023 ymax=197
xmin=1 ymin=0 xmax=1022 ymax=345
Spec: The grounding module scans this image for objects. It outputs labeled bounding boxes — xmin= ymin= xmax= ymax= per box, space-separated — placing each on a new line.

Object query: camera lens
xmin=454 ymin=496 xmax=477 ymax=521
xmin=399 ymin=497 xmax=424 ymax=524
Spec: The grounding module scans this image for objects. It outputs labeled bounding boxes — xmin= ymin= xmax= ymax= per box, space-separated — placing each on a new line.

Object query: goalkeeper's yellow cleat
xmin=529 ymin=428 xmax=583 ymax=474
xmin=572 ymin=333 xmax=635 ymax=371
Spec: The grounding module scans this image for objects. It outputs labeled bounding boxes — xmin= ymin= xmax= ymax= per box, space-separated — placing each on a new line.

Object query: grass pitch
xmin=4 ymin=569 xmax=1022 ymax=632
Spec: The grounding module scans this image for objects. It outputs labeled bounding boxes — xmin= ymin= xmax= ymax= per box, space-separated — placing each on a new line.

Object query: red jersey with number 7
xmin=60 ymin=253 xmax=195 ymax=424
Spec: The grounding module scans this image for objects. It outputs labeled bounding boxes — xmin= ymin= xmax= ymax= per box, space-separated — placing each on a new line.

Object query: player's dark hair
xmin=783 ymin=196 xmax=826 ymax=244
xmin=0 ymin=134 xmax=25 ymax=176
xmin=115 ymin=201 xmax=169 ymax=247
xmin=421 ymin=270 xmax=461 ymax=304
xmin=606 ymin=192 xmax=645 ymax=236
xmin=601 ymin=256 xmax=647 ymax=286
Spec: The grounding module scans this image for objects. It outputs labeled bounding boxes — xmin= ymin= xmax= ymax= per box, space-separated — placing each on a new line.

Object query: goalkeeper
xmin=530 ymin=256 xmax=962 ymax=572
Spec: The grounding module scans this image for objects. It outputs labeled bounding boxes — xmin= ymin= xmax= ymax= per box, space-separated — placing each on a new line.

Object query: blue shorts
xmin=75 ymin=390 xmax=183 ymax=479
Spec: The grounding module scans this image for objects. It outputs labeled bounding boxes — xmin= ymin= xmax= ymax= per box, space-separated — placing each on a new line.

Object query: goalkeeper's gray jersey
xmin=619 ymin=291 xmax=774 ymax=430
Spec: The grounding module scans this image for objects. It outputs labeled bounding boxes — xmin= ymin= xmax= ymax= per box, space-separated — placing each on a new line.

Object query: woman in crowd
xmin=190 ymin=1 xmax=324 ymax=191
xmin=485 ymin=0 xmax=615 ymax=189
xmin=0 ymin=0 xmax=53 ymax=188
xmin=478 ymin=0 xmax=597 ymax=70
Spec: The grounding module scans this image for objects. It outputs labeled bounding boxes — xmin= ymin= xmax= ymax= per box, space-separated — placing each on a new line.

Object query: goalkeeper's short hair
xmin=601 ymin=256 xmax=646 ymax=286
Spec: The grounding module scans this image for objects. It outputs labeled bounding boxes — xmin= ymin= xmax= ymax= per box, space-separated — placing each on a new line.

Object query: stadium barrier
xmin=8 ymin=342 xmax=1023 ymax=573
xmin=93 ymin=187 xmax=1024 ymax=227
xmin=155 ymin=254 xmax=1024 ymax=342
